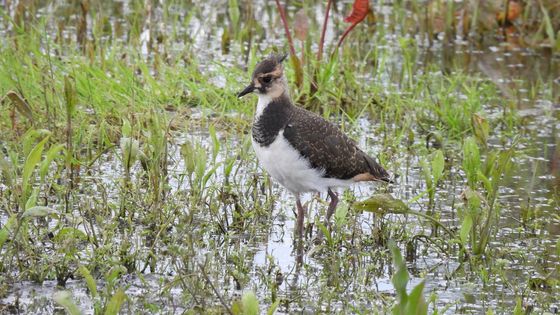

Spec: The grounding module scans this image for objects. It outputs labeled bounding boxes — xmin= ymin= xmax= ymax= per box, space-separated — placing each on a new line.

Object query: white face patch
xmin=254 ymin=76 xmax=288 ymax=119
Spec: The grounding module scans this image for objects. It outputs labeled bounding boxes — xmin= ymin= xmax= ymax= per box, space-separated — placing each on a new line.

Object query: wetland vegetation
xmin=0 ymin=0 xmax=559 ymax=314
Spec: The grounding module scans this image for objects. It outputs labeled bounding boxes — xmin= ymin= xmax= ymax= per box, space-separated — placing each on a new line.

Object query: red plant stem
xmin=336 ymin=20 xmax=362 ymax=49
xmin=317 ymin=0 xmax=333 ymax=61
xmin=274 ymin=0 xmax=297 ymax=58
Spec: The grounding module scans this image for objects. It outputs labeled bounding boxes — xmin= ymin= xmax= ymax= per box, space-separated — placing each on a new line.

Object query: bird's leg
xmin=325 ymin=188 xmax=338 ymax=228
xmin=295 ymin=196 xmax=305 ymax=242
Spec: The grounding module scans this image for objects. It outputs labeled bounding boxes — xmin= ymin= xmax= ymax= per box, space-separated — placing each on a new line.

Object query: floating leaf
xmin=294 ymin=9 xmax=309 ymax=41
xmin=53 ymin=291 xmax=82 ymax=315
xmin=22 ymin=206 xmax=58 ymax=218
xmin=355 ymin=193 xmax=409 ymax=214
xmin=3 ymin=90 xmax=33 ymax=120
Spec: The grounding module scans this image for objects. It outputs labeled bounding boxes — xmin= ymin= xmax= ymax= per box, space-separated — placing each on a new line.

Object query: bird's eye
xmin=262 ymin=76 xmax=272 ymax=83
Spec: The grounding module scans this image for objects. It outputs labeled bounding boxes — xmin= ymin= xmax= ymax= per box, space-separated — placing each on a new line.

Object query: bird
xmin=238 ymin=53 xmax=391 ymax=241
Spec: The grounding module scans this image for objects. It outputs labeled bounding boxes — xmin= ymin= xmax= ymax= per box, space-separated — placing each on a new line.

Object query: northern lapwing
xmin=238 ymin=54 xmax=391 ymax=240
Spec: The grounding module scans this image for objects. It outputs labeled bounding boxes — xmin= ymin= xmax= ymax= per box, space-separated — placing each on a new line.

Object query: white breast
xmin=252 ymin=129 xmax=353 ymax=194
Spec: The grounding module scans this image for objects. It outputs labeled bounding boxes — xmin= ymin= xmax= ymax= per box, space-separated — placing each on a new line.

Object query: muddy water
xmin=1 ymin=0 xmax=559 ymax=314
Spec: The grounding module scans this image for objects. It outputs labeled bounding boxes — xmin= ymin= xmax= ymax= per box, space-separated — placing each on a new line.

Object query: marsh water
xmin=0 ymin=1 xmax=559 ymax=314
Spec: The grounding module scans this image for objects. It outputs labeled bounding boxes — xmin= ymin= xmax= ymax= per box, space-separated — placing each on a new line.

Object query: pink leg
xmin=326 ymin=188 xmax=338 ymax=226
xmin=296 ymin=196 xmax=305 ymax=241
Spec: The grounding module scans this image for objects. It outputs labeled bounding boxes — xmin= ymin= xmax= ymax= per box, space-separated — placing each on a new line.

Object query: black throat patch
xmin=252 ymin=97 xmax=292 ymax=147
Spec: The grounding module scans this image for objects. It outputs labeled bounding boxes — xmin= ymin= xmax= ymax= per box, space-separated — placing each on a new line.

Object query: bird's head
xmin=238 ymin=53 xmax=288 ymax=99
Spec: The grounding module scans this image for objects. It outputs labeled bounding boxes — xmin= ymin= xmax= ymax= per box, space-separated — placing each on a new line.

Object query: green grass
xmin=0 ymin=1 xmax=559 ymax=314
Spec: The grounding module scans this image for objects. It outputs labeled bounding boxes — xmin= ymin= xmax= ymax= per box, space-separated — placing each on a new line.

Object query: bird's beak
xmin=237 ymin=83 xmax=255 ymax=98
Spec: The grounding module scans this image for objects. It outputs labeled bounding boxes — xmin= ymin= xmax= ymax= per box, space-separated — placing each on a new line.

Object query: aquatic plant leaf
xmin=472 ymin=113 xmax=489 ymax=146
xmin=355 ymin=194 xmax=409 ymax=214
xmin=105 ymin=288 xmax=127 ymax=315
xmin=105 ymin=265 xmax=127 ymax=284
xmin=232 ymin=300 xmax=242 ymax=315
xmin=64 ymin=76 xmax=77 ymax=117
xmin=431 ymin=150 xmax=444 ymax=185
xmin=228 ymin=0 xmax=240 ymax=27
xmin=209 ymin=124 xmax=220 ymax=162
xmin=334 ymin=202 xmax=349 ymax=227
xmin=241 ymin=291 xmax=259 ymax=315
xmin=53 ymin=291 xmax=82 ymax=315
xmin=3 ymin=90 xmax=33 ymax=120
xmin=120 ymin=137 xmax=140 ymax=172
xmin=539 ymin=3 xmax=556 ymax=47
xmin=22 ymin=206 xmax=58 ymax=218
xmin=294 ymin=9 xmax=309 ymax=41
xmin=0 ymin=158 xmax=15 ymax=187
xmin=0 ymin=215 xmax=16 ymax=252
xmin=459 ymin=214 xmax=473 ymax=245
xmin=462 ymin=137 xmax=480 ymax=189
xmin=122 ymin=119 xmax=132 ymax=137
xmin=55 ymin=227 xmax=88 ymax=242
xmin=224 ymin=158 xmax=235 ymax=179
xmin=181 ymin=141 xmax=196 ymax=176
xmin=317 ymin=222 xmax=333 ymax=246
xmin=39 ymin=144 xmax=65 ymax=182
xmin=405 ymin=281 xmax=427 ymax=315
xmin=25 ymin=187 xmax=39 ymax=210
xmin=513 ymin=297 xmax=523 ymax=315
xmin=390 ymin=240 xmax=409 ymax=312
xmin=78 ymin=266 xmax=98 ymax=298
xmin=420 ymin=159 xmax=432 ymax=191
xmin=267 ymin=300 xmax=279 ymax=315
xmin=22 ymin=134 xmax=50 ymax=197
xmin=0 ymin=228 xmax=8 ymax=252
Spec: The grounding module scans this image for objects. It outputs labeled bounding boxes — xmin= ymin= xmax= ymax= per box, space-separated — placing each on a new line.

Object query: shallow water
xmin=0 ymin=0 xmax=559 ymax=314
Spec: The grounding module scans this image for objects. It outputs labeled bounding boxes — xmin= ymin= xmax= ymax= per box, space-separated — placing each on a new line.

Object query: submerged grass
xmin=0 ymin=0 xmax=559 ymax=314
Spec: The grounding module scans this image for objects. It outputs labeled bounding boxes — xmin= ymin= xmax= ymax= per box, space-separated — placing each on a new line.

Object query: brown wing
xmin=283 ymin=107 xmax=389 ymax=181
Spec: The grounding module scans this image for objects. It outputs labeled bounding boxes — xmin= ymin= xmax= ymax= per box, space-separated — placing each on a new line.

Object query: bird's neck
xmin=252 ymin=92 xmax=293 ymax=147
xmin=255 ymin=91 xmax=292 ymax=120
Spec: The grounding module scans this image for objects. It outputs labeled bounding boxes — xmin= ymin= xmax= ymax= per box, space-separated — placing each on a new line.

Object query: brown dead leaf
xmin=497 ymin=0 xmax=522 ymax=25
xmin=294 ymin=9 xmax=309 ymax=41
xmin=2 ymin=91 xmax=33 ymax=120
